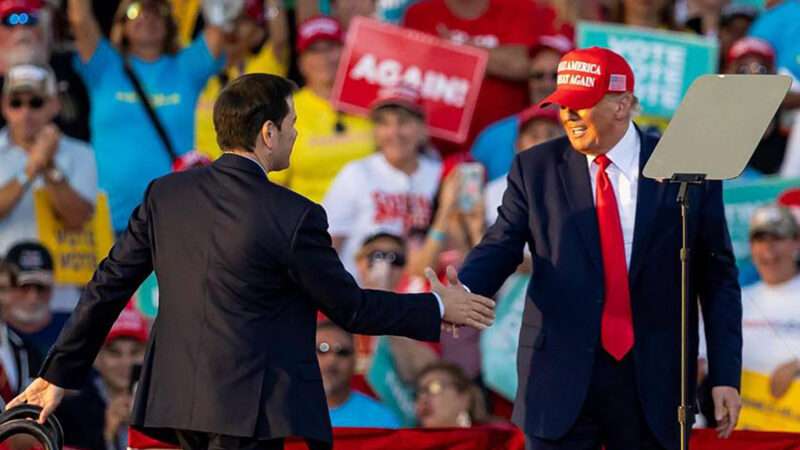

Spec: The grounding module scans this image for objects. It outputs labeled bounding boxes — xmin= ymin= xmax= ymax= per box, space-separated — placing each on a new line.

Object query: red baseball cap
xmin=106 ymin=303 xmax=149 ymax=344
xmin=0 ymin=0 xmax=43 ymax=17
xmin=296 ymin=16 xmax=343 ymax=53
xmin=518 ymin=105 xmax=560 ymax=130
xmin=243 ymin=0 xmax=265 ymax=25
xmin=539 ymin=47 xmax=635 ymax=110
xmin=370 ymin=83 xmax=425 ymax=117
xmin=726 ymin=37 xmax=775 ymax=67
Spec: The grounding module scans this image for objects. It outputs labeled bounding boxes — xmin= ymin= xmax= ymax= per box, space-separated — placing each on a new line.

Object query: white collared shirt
xmin=586 ymin=122 xmax=640 ymax=267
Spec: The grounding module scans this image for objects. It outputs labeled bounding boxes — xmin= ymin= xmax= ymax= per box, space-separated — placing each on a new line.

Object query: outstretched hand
xmin=425 ymin=265 xmax=495 ymax=335
xmin=6 ymin=378 xmax=66 ymax=424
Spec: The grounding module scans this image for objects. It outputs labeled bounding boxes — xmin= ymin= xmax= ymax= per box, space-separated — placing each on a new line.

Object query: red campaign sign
xmin=331 ymin=17 xmax=488 ymax=144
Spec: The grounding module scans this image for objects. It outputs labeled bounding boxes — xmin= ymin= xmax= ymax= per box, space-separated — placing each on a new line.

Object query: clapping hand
xmin=425 ymin=265 xmax=494 ymax=337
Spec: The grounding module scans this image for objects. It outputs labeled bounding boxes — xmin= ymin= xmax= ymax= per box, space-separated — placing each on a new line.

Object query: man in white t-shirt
xmin=324 ymin=85 xmax=441 ymax=278
xmin=0 ymin=63 xmax=98 ymax=312
xmin=735 ymin=205 xmax=800 ymax=430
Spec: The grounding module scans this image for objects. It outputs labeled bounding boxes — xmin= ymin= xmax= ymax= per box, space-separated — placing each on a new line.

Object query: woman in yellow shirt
xmin=269 ymin=16 xmax=374 ymax=203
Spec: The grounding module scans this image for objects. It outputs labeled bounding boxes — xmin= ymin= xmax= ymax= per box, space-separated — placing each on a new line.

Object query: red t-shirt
xmin=403 ymin=0 xmax=553 ymax=154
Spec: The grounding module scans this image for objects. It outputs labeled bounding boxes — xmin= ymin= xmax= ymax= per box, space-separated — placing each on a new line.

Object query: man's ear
xmin=261 ymin=121 xmax=272 ymax=149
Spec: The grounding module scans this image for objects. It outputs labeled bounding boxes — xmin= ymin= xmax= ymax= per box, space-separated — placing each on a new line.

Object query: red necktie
xmin=594 ymin=154 xmax=634 ymax=361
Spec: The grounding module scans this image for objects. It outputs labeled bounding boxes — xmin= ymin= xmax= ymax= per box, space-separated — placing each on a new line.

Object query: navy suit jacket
xmin=459 ymin=130 xmax=742 ymax=449
xmin=38 ymin=155 xmax=442 ymax=444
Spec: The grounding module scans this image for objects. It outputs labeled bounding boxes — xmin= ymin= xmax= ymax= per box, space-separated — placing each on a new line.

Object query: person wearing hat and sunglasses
xmin=269 ymin=16 xmax=374 ymax=203
xmin=0 ymin=0 xmax=92 ymax=141
xmin=449 ymin=47 xmax=743 ymax=449
xmin=471 ymin=34 xmax=573 ymax=182
xmin=0 ymin=63 xmax=97 ymax=313
xmin=66 ymin=0 xmax=226 ymax=234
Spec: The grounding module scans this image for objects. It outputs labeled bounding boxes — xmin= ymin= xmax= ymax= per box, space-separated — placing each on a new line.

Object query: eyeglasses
xmin=735 ymin=62 xmax=769 ymax=75
xmin=366 ymin=250 xmax=406 ymax=267
xmin=125 ymin=1 xmax=171 ymax=21
xmin=1 ymin=11 xmax=39 ymax=27
xmin=529 ymin=71 xmax=558 ymax=82
xmin=317 ymin=341 xmax=354 ymax=358
xmin=14 ymin=284 xmax=52 ymax=294
xmin=415 ymin=380 xmax=454 ymax=399
xmin=8 ymin=96 xmax=45 ymax=110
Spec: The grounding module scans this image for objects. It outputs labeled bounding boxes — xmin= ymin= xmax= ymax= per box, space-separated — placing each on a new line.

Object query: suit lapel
xmin=557 ymin=142 xmax=603 ymax=271
xmin=629 ymin=131 xmax=668 ymax=284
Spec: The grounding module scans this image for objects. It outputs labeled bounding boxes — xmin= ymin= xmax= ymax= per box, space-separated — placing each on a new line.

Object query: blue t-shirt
xmin=749 ymin=0 xmax=800 ymax=82
xmin=12 ymin=312 xmax=70 ymax=358
xmin=74 ymin=37 xmax=224 ymax=231
xmin=329 ymin=391 xmax=401 ymax=428
xmin=470 ymin=115 xmax=519 ymax=182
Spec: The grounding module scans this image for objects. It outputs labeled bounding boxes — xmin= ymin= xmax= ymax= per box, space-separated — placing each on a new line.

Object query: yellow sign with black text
xmin=33 ymin=190 xmax=114 ymax=285
xmin=738 ymin=369 xmax=800 ymax=432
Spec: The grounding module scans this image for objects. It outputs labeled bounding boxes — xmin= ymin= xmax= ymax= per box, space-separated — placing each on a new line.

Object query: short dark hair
xmin=214 ymin=74 xmax=297 ymax=152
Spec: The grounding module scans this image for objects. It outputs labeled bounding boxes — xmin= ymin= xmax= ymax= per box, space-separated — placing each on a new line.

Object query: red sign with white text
xmin=332 ymin=17 xmax=488 ymax=143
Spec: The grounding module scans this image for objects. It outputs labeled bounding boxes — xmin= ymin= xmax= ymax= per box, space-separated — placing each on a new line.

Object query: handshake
xmin=424 ymin=266 xmax=495 ymax=335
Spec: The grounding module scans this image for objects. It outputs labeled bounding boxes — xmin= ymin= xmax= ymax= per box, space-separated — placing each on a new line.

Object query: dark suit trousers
xmin=527 ymin=351 xmax=666 ymax=450
xmin=175 ymin=431 xmax=332 ymax=450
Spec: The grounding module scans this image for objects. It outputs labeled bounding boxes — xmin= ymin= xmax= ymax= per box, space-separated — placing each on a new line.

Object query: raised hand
xmin=425 ymin=265 xmax=495 ymax=331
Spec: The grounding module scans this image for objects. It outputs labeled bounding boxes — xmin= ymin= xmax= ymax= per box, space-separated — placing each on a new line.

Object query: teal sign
xmin=577 ymin=22 xmax=718 ymax=118
xmin=134 ymin=272 xmax=159 ymax=318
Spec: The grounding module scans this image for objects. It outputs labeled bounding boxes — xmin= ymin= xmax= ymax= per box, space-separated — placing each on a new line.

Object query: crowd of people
xmin=0 ymin=0 xmax=798 ymax=448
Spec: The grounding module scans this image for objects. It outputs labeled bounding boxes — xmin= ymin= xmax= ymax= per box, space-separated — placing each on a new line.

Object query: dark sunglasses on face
xmin=1 ymin=11 xmax=38 ymax=27
xmin=317 ymin=341 xmax=354 ymax=357
xmin=414 ymin=379 xmax=454 ymax=399
xmin=367 ymin=250 xmax=406 ymax=267
xmin=529 ymin=71 xmax=558 ymax=81
xmin=8 ymin=96 xmax=45 ymax=110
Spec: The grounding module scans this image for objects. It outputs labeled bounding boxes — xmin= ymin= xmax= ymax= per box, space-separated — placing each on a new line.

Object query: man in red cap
xmin=452 ymin=46 xmax=743 ymax=449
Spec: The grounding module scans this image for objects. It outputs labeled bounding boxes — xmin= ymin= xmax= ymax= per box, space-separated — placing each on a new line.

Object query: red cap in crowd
xmin=726 ymin=37 xmax=775 ymax=67
xmin=172 ymin=150 xmax=213 ymax=172
xmin=0 ymin=0 xmax=43 ymax=17
xmin=539 ymin=47 xmax=635 ymax=111
xmin=243 ymin=0 xmax=265 ymax=25
xmin=530 ymin=34 xmax=574 ymax=58
xmin=518 ymin=105 xmax=560 ymax=131
xmin=370 ymin=83 xmax=425 ymax=117
xmin=296 ymin=16 xmax=343 ymax=53
xmin=106 ymin=303 xmax=149 ymax=344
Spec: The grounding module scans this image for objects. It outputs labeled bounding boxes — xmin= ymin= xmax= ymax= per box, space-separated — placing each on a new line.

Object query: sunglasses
xmin=366 ymin=250 xmax=405 ymax=267
xmin=735 ymin=62 xmax=769 ymax=75
xmin=1 ymin=11 xmax=38 ymax=27
xmin=317 ymin=341 xmax=354 ymax=357
xmin=8 ymin=96 xmax=45 ymax=110
xmin=125 ymin=1 xmax=171 ymax=21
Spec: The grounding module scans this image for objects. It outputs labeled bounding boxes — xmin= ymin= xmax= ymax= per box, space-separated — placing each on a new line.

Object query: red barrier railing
xmin=129 ymin=426 xmax=800 ymax=450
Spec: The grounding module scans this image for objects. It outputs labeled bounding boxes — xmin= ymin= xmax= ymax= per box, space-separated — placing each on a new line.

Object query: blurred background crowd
xmin=0 ymin=0 xmax=799 ymax=448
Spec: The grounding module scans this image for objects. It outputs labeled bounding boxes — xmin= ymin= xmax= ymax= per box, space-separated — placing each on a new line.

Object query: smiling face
xmin=558 ymin=93 xmax=633 ymax=156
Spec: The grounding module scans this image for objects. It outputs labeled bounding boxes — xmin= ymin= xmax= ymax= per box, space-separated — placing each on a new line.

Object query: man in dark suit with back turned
xmin=8 ymin=74 xmax=496 ymax=450
xmin=453 ymin=47 xmax=743 ymax=450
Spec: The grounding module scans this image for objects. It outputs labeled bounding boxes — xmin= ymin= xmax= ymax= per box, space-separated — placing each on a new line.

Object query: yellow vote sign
xmin=33 ymin=189 xmax=114 ymax=286
xmin=738 ymin=369 xmax=800 ymax=432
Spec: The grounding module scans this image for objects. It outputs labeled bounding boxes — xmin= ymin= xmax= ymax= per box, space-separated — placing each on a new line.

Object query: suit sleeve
xmin=696 ymin=180 xmax=742 ymax=390
xmin=459 ymin=153 xmax=530 ymax=297
xmin=39 ymin=182 xmax=157 ymax=389
xmin=288 ymin=203 xmax=441 ymax=341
